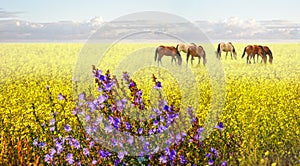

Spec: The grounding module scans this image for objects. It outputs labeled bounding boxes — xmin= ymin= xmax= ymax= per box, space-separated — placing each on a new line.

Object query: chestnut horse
xmin=186 ymin=45 xmax=207 ymax=66
xmin=155 ymin=45 xmax=182 ymax=66
xmin=241 ymin=45 xmax=267 ymax=64
xmin=216 ymin=42 xmax=237 ymax=60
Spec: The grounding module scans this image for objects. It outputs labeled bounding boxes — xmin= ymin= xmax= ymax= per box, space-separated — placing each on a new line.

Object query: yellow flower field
xmin=0 ymin=43 xmax=299 ymax=165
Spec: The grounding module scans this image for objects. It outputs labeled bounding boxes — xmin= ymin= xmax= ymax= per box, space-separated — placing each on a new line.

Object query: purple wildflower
xmin=92 ymin=159 xmax=97 ymax=165
xmin=118 ymin=151 xmax=126 ymax=160
xmin=108 ymin=116 xmax=114 ymax=124
xmin=136 ymin=90 xmax=142 ymax=98
xmin=33 ymin=139 xmax=38 ymax=146
xmin=73 ymin=139 xmax=80 ymax=149
xmin=165 ymin=147 xmax=171 ymax=156
xmin=50 ymin=118 xmax=55 ymax=126
xmin=154 ymin=81 xmax=162 ymax=89
xmin=159 ymin=155 xmax=167 ymax=164
xmin=98 ymin=95 xmax=107 ymax=103
xmin=114 ymin=159 xmax=120 ymax=165
xmin=72 ymin=109 xmax=77 ymax=115
xmin=127 ymin=135 xmax=134 ymax=145
xmin=215 ymin=122 xmax=224 ymax=130
xmin=89 ymin=141 xmax=94 ymax=148
xmin=99 ymin=150 xmax=106 ymax=158
xmin=83 ymin=148 xmax=89 ymax=156
xmin=66 ymin=153 xmax=74 ymax=165
xmin=49 ymin=148 xmax=56 ymax=156
xmin=125 ymin=122 xmax=131 ymax=130
xmin=137 ymin=128 xmax=143 ymax=135
xmin=104 ymin=125 xmax=113 ymax=133
xmin=79 ymin=93 xmax=85 ymax=100
xmin=221 ymin=161 xmax=227 ymax=166
xmin=39 ymin=142 xmax=46 ymax=148
xmin=85 ymin=115 xmax=91 ymax=122
xmin=211 ymin=147 xmax=218 ymax=157
xmin=58 ymin=93 xmax=65 ymax=100
xmin=170 ymin=149 xmax=177 ymax=161
xmin=44 ymin=154 xmax=53 ymax=164
xmin=208 ymin=159 xmax=214 ymax=165
xmin=64 ymin=124 xmax=71 ymax=132
xmin=180 ymin=155 xmax=186 ymax=164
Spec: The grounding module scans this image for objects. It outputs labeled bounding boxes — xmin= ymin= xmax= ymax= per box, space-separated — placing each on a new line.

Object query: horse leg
xmin=247 ymin=55 xmax=250 ymax=64
xmin=186 ymin=53 xmax=189 ymax=67
xmin=230 ymin=52 xmax=233 ymax=60
xmin=191 ymin=56 xmax=193 ymax=65
xmin=198 ymin=56 xmax=200 ymax=65
xmin=226 ymin=52 xmax=228 ymax=60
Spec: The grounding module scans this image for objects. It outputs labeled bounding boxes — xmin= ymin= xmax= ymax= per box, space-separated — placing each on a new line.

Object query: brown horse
xmin=186 ymin=45 xmax=206 ymax=66
xmin=155 ymin=45 xmax=182 ymax=66
xmin=241 ymin=45 xmax=267 ymax=64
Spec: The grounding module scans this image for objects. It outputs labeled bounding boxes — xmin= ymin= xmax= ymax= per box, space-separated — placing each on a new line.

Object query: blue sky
xmin=1 ymin=0 xmax=300 ymax=22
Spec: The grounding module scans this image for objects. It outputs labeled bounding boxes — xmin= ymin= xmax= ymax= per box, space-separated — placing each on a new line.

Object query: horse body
xmin=186 ymin=45 xmax=206 ymax=66
xmin=155 ymin=45 xmax=182 ymax=66
xmin=241 ymin=45 xmax=267 ymax=64
xmin=176 ymin=43 xmax=197 ymax=53
xmin=217 ymin=42 xmax=237 ymax=60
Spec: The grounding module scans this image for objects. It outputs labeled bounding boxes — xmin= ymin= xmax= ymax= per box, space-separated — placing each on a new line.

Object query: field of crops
xmin=0 ymin=43 xmax=299 ymax=165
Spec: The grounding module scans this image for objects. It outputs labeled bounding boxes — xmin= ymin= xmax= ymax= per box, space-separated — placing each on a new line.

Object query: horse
xmin=241 ymin=45 xmax=267 ymax=64
xmin=216 ymin=42 xmax=237 ymax=60
xmin=155 ymin=45 xmax=182 ymax=66
xmin=176 ymin=43 xmax=197 ymax=53
xmin=186 ymin=45 xmax=207 ymax=66
xmin=256 ymin=46 xmax=273 ymax=64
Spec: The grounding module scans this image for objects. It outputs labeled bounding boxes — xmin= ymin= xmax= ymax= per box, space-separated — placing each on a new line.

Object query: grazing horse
xmin=216 ymin=42 xmax=237 ymax=60
xmin=258 ymin=46 xmax=273 ymax=64
xmin=241 ymin=45 xmax=267 ymax=64
xmin=186 ymin=45 xmax=207 ymax=66
xmin=176 ymin=43 xmax=197 ymax=53
xmin=155 ymin=45 xmax=182 ymax=66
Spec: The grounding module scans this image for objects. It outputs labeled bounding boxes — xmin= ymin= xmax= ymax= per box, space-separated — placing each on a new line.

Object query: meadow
xmin=0 ymin=43 xmax=299 ymax=165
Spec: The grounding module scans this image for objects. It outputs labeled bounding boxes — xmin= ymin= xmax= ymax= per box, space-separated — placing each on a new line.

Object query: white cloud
xmin=0 ymin=16 xmax=299 ymax=42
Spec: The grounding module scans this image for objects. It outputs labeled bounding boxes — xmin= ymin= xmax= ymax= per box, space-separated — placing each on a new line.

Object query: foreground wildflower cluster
xmin=32 ymin=67 xmax=226 ymax=165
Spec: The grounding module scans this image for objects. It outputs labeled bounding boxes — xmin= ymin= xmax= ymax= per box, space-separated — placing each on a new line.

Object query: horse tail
xmin=203 ymin=50 xmax=207 ymax=65
xmin=155 ymin=47 xmax=158 ymax=61
xmin=217 ymin=43 xmax=221 ymax=54
xmin=241 ymin=47 xmax=247 ymax=58
xmin=176 ymin=44 xmax=180 ymax=54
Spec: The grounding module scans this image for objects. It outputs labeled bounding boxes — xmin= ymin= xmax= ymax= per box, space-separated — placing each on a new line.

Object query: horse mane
xmin=228 ymin=42 xmax=236 ymax=53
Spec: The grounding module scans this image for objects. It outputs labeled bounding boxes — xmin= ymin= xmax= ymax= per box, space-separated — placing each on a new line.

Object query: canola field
xmin=0 ymin=43 xmax=299 ymax=165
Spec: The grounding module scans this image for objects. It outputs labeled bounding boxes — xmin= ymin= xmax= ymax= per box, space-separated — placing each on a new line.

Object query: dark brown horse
xmin=186 ymin=45 xmax=207 ymax=66
xmin=155 ymin=45 xmax=182 ymax=66
xmin=241 ymin=45 xmax=267 ymax=64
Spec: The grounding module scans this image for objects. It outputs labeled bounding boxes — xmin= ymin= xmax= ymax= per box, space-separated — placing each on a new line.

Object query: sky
xmin=1 ymin=0 xmax=300 ymax=22
xmin=0 ymin=0 xmax=299 ymax=42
